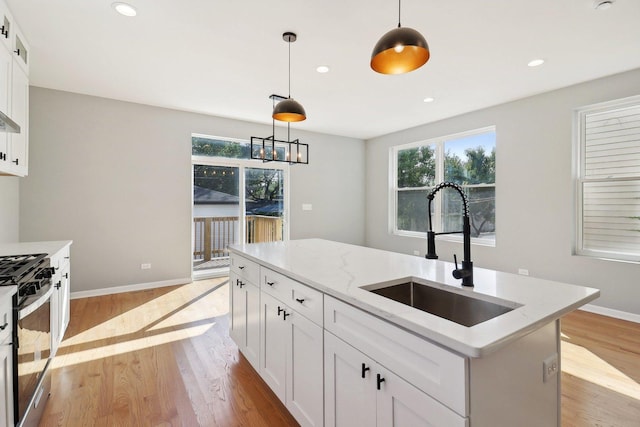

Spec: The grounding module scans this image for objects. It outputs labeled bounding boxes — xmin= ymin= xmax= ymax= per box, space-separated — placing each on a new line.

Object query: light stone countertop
xmin=1 ymin=241 xmax=72 ymax=305
xmin=0 ymin=240 xmax=72 ymax=258
xmin=229 ymin=238 xmax=600 ymax=357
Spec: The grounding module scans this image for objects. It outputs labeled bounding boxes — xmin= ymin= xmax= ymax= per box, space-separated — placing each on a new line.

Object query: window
xmin=575 ymin=96 xmax=640 ymax=262
xmin=191 ymin=134 xmax=289 ymax=277
xmin=391 ymin=127 xmax=496 ymax=244
xmin=192 ymin=135 xmax=251 ymax=158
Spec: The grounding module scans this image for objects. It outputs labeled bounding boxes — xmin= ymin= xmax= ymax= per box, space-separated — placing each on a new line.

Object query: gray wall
xmin=21 ymin=87 xmax=365 ymax=293
xmin=365 ymin=68 xmax=640 ymax=315
xmin=0 ymin=177 xmax=19 ymax=243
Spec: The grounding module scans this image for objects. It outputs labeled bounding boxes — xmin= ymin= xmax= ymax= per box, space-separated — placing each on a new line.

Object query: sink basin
xmin=363 ymin=279 xmax=519 ymax=327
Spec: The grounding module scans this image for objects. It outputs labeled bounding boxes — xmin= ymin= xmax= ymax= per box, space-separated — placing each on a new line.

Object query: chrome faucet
xmin=425 ymin=182 xmax=474 ymax=287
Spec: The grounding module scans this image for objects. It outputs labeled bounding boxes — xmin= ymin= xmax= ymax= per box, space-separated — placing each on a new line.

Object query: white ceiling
xmin=6 ymin=0 xmax=640 ymax=140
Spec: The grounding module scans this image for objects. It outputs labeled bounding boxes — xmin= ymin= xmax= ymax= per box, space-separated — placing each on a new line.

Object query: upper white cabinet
xmin=0 ymin=0 xmax=29 ymax=177
xmin=0 ymin=44 xmax=10 ymax=165
xmin=0 ymin=1 xmax=13 ymax=52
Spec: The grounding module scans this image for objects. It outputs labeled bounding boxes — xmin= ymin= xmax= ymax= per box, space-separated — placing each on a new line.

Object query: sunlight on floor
xmin=562 ymin=339 xmax=640 ymax=400
xmin=50 ymin=279 xmax=229 ymax=370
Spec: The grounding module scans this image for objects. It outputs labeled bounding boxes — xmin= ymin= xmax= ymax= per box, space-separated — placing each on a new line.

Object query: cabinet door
xmin=324 ymin=332 xmax=377 ymax=427
xmin=287 ymin=310 xmax=323 ymax=427
xmin=229 ymin=272 xmax=246 ymax=348
xmin=60 ymin=263 xmax=71 ymax=335
xmin=8 ymin=61 xmax=27 ymax=176
xmin=0 ymin=45 xmax=11 ymax=168
xmin=260 ymin=291 xmax=287 ymax=402
xmin=50 ymin=273 xmax=62 ymax=356
xmin=377 ymin=368 xmax=468 ymax=427
xmin=243 ymin=280 xmax=260 ymax=371
xmin=1 ymin=341 xmax=14 ymax=427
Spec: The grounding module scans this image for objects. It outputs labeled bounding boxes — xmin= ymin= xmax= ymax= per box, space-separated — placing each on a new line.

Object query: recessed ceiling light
xmin=112 ymin=2 xmax=137 ymax=17
xmin=423 ymin=97 xmax=435 ymax=103
xmin=316 ymin=65 xmax=330 ymax=73
xmin=594 ymin=0 xmax=615 ymax=10
xmin=527 ymin=59 xmax=545 ymax=67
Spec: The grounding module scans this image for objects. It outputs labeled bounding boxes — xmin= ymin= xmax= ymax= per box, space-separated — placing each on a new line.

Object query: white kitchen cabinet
xmin=0 ymin=0 xmax=28 ymax=177
xmin=324 ymin=331 xmax=377 ymax=427
xmin=11 ymin=25 xmax=28 ymax=75
xmin=260 ymin=291 xmax=323 ymax=427
xmin=1 ymin=291 xmax=14 ymax=427
xmin=7 ymin=60 xmax=27 ymax=175
xmin=0 ymin=43 xmax=10 ymax=165
xmin=0 ymin=1 xmax=12 ymax=52
xmin=0 ymin=339 xmax=12 ymax=427
xmin=50 ymin=243 xmax=71 ymax=356
xmin=229 ymin=271 xmax=260 ymax=370
xmin=324 ymin=331 xmax=467 ymax=427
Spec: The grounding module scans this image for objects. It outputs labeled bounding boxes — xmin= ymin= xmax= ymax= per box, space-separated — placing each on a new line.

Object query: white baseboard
xmin=580 ymin=303 xmax=640 ymax=324
xmin=70 ymin=277 xmax=192 ymax=300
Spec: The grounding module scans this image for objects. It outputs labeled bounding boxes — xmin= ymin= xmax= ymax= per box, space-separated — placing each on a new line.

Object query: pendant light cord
xmin=398 ymin=0 xmax=401 ymax=28
xmin=288 ymin=39 xmax=291 ymax=98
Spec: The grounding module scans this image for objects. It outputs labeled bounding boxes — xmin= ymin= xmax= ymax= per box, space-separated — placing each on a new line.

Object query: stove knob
xmin=37 ymin=269 xmax=52 ymax=279
xmin=23 ymin=284 xmax=37 ymax=296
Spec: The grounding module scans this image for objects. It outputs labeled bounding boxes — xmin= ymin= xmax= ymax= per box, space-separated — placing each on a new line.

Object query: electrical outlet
xmin=141 ymin=263 xmax=151 ymax=270
xmin=413 ymin=250 xmax=420 ymax=256
xmin=518 ymin=268 xmax=529 ymax=276
xmin=543 ymin=353 xmax=559 ymax=383
xmin=302 ymin=203 xmax=313 ymax=211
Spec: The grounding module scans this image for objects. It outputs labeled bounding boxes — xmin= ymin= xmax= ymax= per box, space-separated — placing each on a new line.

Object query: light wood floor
xmin=38 ymin=280 xmax=639 ymax=426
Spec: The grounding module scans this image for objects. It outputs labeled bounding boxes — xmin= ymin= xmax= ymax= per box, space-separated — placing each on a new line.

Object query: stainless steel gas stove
xmin=0 ymin=253 xmax=54 ymax=427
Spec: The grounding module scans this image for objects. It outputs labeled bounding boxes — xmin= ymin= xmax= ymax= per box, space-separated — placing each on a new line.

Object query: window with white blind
xmin=575 ymin=96 xmax=640 ymax=262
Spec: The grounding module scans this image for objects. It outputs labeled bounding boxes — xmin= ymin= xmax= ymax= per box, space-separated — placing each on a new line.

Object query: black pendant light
xmin=273 ymin=32 xmax=307 ymax=122
xmin=371 ymin=0 xmax=430 ymax=74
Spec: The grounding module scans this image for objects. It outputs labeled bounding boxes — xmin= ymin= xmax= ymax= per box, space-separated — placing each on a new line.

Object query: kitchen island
xmin=228 ymin=239 xmax=599 ymax=427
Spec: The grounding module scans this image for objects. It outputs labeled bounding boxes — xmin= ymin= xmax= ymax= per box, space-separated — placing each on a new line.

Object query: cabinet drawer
xmin=0 ymin=295 xmax=12 ymax=344
xmin=263 ymin=267 xmax=323 ymax=326
xmin=324 ymin=295 xmax=468 ymax=416
xmin=230 ymin=253 xmax=260 ymax=285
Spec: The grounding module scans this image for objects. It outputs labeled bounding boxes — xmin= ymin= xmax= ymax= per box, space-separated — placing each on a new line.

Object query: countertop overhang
xmin=229 ymin=239 xmax=600 ymax=357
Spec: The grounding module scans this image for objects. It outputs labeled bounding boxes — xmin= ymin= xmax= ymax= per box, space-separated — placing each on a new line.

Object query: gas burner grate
xmin=0 ymin=253 xmax=48 ymax=284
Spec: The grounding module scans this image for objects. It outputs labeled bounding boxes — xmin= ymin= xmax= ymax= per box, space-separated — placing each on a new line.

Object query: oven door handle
xmin=18 ymin=286 xmax=54 ymax=320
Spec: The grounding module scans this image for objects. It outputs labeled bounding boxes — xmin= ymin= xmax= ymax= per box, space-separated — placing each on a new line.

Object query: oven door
xmin=16 ymin=283 xmax=53 ymax=424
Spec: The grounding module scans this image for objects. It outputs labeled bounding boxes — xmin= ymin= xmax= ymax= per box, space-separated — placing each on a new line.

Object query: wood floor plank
xmin=561 ymin=310 xmax=640 ymax=427
xmin=38 ymin=279 xmax=638 ymax=426
xmin=40 ymin=278 xmax=298 ymax=427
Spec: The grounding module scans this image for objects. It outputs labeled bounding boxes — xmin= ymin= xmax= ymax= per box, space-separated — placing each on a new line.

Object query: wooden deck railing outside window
xmin=193 ymin=215 xmax=283 ymax=264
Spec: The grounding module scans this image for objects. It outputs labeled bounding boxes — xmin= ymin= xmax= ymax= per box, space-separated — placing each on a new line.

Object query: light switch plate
xmin=302 ymin=203 xmax=312 ymax=211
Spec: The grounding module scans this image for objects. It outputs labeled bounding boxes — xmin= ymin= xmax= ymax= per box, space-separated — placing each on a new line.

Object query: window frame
xmin=389 ymin=126 xmax=496 ymax=247
xmin=574 ymin=95 xmax=640 ymax=263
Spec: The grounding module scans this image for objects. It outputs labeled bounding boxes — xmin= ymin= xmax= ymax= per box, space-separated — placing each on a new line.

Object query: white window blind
xmin=578 ymin=99 xmax=640 ymax=261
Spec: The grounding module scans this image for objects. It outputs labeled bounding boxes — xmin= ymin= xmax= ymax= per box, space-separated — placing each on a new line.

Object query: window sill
xmin=393 ymin=230 xmax=496 ymax=248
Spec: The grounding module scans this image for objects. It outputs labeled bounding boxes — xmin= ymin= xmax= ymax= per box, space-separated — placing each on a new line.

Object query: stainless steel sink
xmin=363 ymin=279 xmax=519 ymax=327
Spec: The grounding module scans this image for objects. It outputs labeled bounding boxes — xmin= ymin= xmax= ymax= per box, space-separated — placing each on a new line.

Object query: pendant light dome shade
xmin=272 ymin=31 xmax=307 ymax=122
xmin=371 ymin=26 xmax=430 ymax=74
xmin=272 ymin=98 xmax=306 ymax=122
